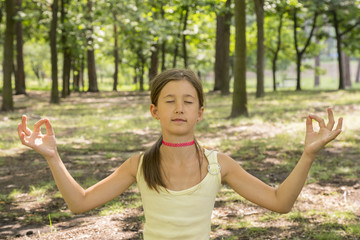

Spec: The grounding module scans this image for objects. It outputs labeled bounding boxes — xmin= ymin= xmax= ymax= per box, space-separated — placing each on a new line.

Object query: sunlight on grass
xmin=29 ymin=182 xmax=55 ymax=202
xmin=98 ymin=193 xmax=142 ymax=216
xmin=24 ymin=214 xmax=43 ymax=224
xmin=286 ymin=211 xmax=306 ymax=223
xmin=8 ymin=189 xmax=23 ymax=200
xmin=259 ymin=212 xmax=281 ymax=222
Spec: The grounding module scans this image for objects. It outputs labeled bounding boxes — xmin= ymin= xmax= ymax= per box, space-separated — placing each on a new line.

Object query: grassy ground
xmin=0 ymin=89 xmax=359 ymax=239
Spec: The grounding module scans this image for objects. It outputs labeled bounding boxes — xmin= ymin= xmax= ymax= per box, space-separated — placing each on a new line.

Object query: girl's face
xmin=150 ymin=79 xmax=204 ymax=137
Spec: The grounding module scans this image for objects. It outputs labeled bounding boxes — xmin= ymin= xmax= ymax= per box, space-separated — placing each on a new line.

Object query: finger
xmin=34 ymin=119 xmax=46 ymax=133
xmin=22 ymin=115 xmax=32 ymax=135
xmin=309 ymin=114 xmax=326 ymax=128
xmin=306 ymin=115 xmax=314 ymax=133
xmin=18 ymin=123 xmax=24 ymax=139
xmin=335 ymin=117 xmax=343 ymax=131
xmin=44 ymin=119 xmax=55 ymax=136
xmin=19 ymin=132 xmax=29 ymax=146
xmin=325 ymin=129 xmax=342 ymax=144
xmin=326 ymin=108 xmax=335 ymax=130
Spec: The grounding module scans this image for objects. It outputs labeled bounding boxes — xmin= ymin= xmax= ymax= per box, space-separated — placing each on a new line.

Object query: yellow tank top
xmin=136 ymin=149 xmax=222 ymax=240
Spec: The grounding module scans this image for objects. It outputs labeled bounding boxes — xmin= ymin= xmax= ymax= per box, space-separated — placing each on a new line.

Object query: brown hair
xmin=142 ymin=69 xmax=205 ymax=191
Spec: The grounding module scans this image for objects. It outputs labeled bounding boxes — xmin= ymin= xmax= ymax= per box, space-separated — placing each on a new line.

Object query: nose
xmin=175 ymin=102 xmax=184 ymax=114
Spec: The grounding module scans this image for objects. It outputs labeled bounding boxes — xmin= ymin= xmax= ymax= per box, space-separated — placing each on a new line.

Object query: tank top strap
xmin=136 ymin=153 xmax=144 ymax=182
xmin=204 ymin=149 xmax=221 ymax=183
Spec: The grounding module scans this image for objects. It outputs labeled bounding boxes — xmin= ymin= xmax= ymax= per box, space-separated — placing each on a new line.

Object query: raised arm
xmin=18 ymin=115 xmax=138 ymax=213
xmin=220 ymin=108 xmax=343 ymax=213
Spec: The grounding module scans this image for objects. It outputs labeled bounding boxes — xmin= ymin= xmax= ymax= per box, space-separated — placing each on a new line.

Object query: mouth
xmin=172 ymin=118 xmax=187 ymax=122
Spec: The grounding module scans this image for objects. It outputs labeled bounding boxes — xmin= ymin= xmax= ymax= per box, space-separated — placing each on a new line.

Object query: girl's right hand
xmin=18 ymin=115 xmax=58 ymax=159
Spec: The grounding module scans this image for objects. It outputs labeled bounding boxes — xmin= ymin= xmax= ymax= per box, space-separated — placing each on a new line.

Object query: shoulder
xmin=216 ymin=152 xmax=243 ymax=180
xmin=117 ymin=153 xmax=142 ymax=178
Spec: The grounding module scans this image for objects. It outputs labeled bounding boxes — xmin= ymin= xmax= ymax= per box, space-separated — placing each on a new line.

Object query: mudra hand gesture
xmin=304 ymin=108 xmax=343 ymax=158
xmin=18 ymin=115 xmax=58 ymax=159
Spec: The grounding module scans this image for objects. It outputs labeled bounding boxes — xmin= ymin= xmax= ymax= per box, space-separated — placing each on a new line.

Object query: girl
xmin=18 ymin=69 xmax=343 ymax=239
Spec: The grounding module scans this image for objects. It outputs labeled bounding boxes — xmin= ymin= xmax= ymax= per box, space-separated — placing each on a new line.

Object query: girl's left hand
xmin=304 ymin=108 xmax=343 ymax=158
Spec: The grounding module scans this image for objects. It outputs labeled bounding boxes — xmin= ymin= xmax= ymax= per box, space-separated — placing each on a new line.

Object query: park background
xmin=0 ymin=0 xmax=359 ymax=239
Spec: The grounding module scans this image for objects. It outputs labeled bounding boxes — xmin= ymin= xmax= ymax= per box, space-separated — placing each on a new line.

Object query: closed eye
xmin=185 ymin=101 xmax=193 ymax=104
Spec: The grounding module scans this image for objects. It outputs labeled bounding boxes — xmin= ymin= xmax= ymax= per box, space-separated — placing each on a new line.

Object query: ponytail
xmin=142 ymin=136 xmax=164 ymax=192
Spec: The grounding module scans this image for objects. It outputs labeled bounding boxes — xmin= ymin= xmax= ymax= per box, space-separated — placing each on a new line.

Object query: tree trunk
xmin=296 ymin=55 xmax=302 ymax=90
xmin=15 ymin=0 xmax=26 ymax=95
xmin=160 ymin=4 xmax=166 ymax=71
xmin=182 ymin=5 xmax=189 ymax=68
xmin=173 ymin=7 xmax=184 ymax=68
xmin=139 ymin=57 xmax=145 ymax=91
xmin=314 ymin=54 xmax=320 ymax=87
xmin=161 ymin=41 xmax=166 ymax=71
xmin=355 ymin=58 xmax=360 ymax=83
xmin=50 ymin=0 xmax=60 ymax=104
xmin=314 ymin=27 xmax=320 ymax=87
xmin=73 ymin=58 xmax=80 ymax=92
xmin=332 ymin=10 xmax=344 ymax=90
xmin=113 ymin=16 xmax=119 ymax=91
xmin=343 ymin=52 xmax=351 ymax=87
xmin=1 ymin=0 xmax=15 ymax=111
xmin=231 ymin=0 xmax=248 ymax=118
xmin=80 ymin=55 xmax=85 ymax=91
xmin=61 ymin=0 xmax=71 ymax=97
xmin=272 ymin=12 xmax=283 ymax=92
xmin=254 ymin=0 xmax=264 ymax=98
xmin=214 ymin=0 xmax=231 ymax=94
xmin=86 ymin=0 xmax=98 ymax=92
xmin=149 ymin=43 xmax=159 ymax=82
xmin=87 ymin=49 xmax=98 ymax=92
xmin=293 ymin=9 xmax=318 ymax=91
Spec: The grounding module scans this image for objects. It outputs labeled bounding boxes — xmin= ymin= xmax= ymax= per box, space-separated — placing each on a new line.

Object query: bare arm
xmin=220 ymin=108 xmax=343 ymax=213
xmin=18 ymin=115 xmax=138 ymax=213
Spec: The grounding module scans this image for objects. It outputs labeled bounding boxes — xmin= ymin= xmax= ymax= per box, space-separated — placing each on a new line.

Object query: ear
xmin=150 ymin=104 xmax=159 ymax=120
xmin=197 ymin=106 xmax=204 ymax=122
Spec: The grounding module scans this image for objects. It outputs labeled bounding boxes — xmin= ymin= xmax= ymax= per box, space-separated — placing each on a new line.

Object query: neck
xmin=160 ymin=145 xmax=197 ymax=164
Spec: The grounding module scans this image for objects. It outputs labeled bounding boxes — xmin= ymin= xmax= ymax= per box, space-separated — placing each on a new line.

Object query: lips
xmin=172 ymin=118 xmax=187 ymax=122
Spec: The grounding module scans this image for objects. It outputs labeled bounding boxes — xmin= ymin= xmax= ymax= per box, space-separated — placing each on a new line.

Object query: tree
xmin=263 ymin=0 xmax=291 ymax=91
xmin=182 ymin=4 xmax=190 ymax=68
xmin=2 ymin=0 xmax=15 ymax=111
xmin=231 ymin=0 xmax=248 ymax=118
xmin=292 ymin=5 xmax=318 ymax=90
xmin=86 ymin=0 xmax=99 ymax=92
xmin=356 ymin=58 xmax=360 ymax=83
xmin=113 ymin=12 xmax=119 ymax=91
xmin=173 ymin=6 xmax=185 ymax=68
xmin=61 ymin=0 xmax=71 ymax=97
xmin=160 ymin=2 xmax=167 ymax=71
xmin=15 ymin=0 xmax=26 ymax=95
xmin=50 ymin=0 xmax=60 ymax=104
xmin=271 ymin=12 xmax=284 ymax=91
xmin=214 ymin=0 xmax=231 ymax=94
xmin=254 ymin=0 xmax=264 ymax=97
xmin=325 ymin=0 xmax=360 ymax=89
xmin=148 ymin=0 xmax=164 ymax=81
xmin=342 ymin=52 xmax=351 ymax=87
xmin=314 ymin=27 xmax=320 ymax=87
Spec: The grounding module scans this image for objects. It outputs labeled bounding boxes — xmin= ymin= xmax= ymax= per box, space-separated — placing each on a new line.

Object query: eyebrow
xmin=163 ymin=94 xmax=196 ymax=99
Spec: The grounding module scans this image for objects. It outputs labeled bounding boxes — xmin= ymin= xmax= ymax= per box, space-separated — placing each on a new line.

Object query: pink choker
xmin=162 ymin=140 xmax=195 ymax=147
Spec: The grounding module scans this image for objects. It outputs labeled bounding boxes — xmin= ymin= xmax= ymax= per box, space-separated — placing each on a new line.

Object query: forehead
xmin=160 ymin=80 xmax=198 ymax=98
